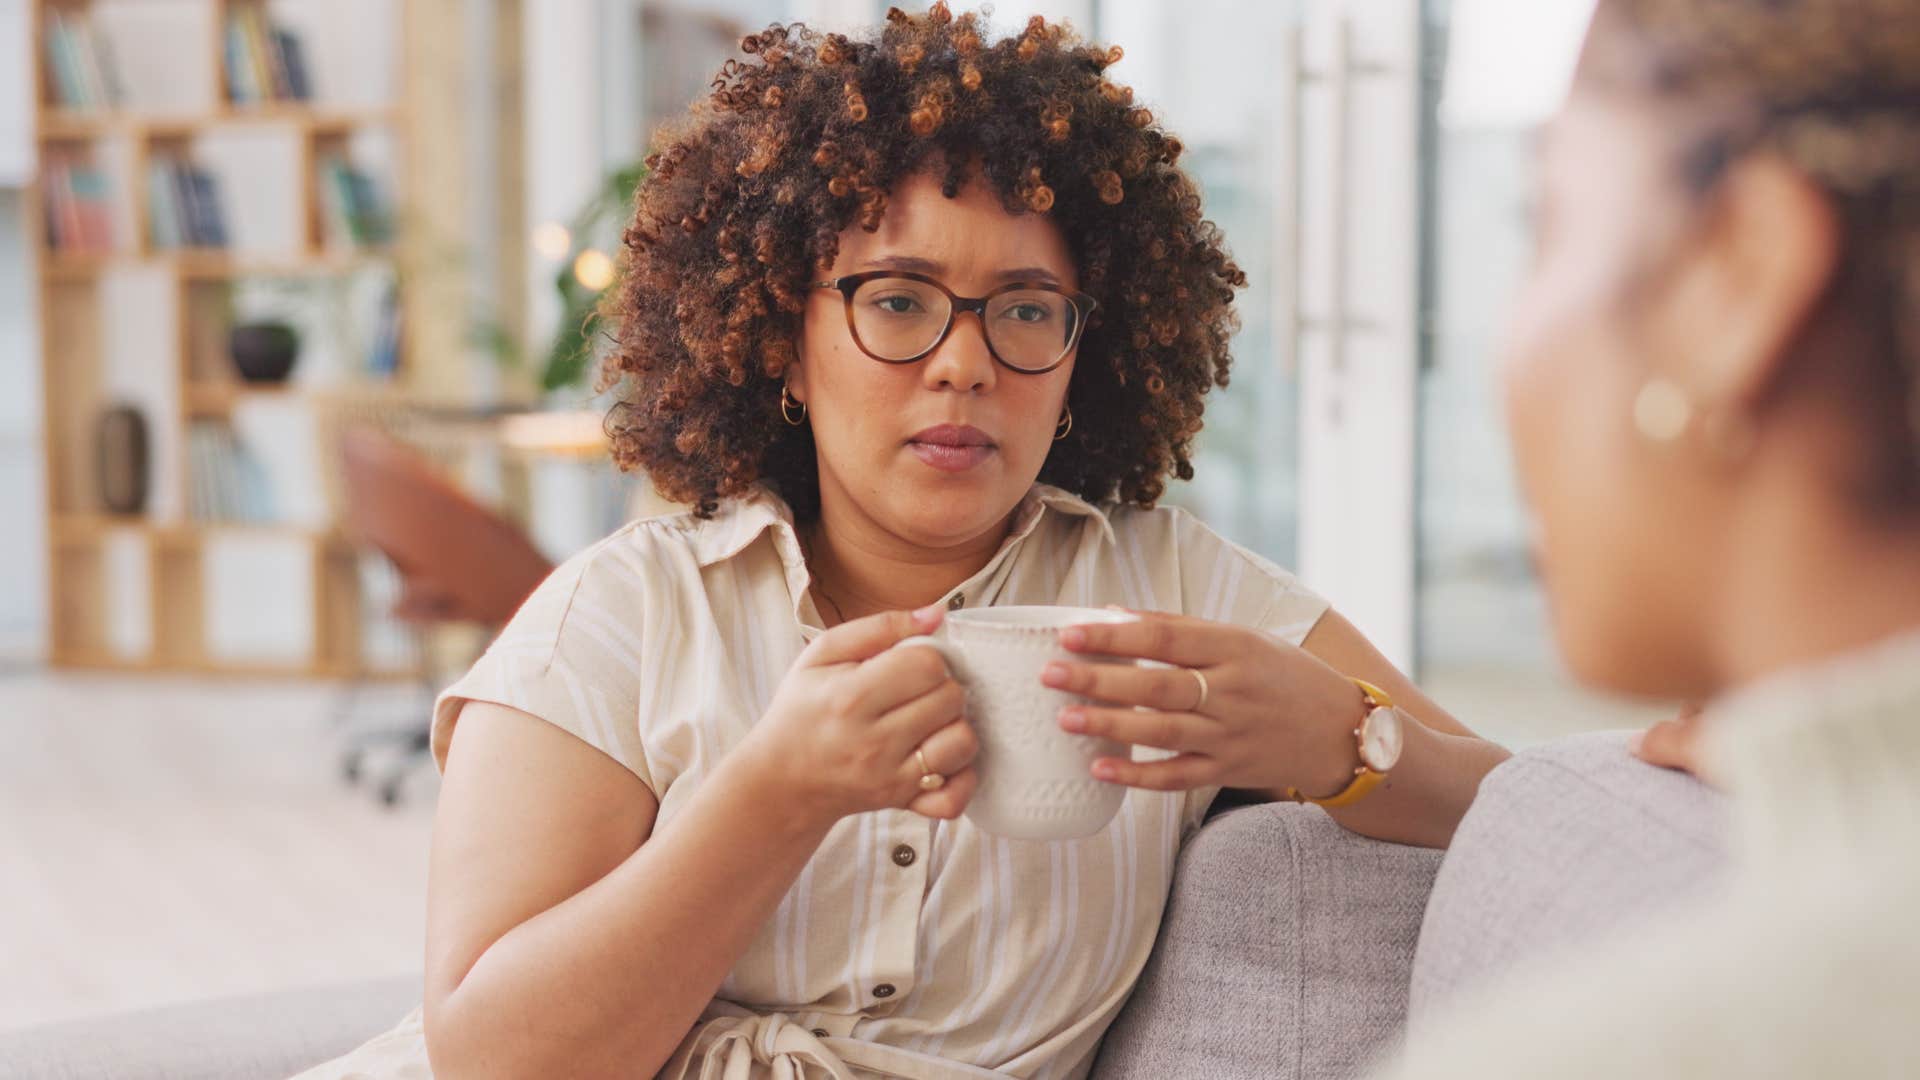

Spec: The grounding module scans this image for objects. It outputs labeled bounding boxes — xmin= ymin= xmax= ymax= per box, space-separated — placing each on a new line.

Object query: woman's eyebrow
xmin=860 ymin=254 xmax=1065 ymax=285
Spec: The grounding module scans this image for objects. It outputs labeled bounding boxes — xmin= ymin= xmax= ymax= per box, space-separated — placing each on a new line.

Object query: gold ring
xmin=1188 ymin=668 xmax=1210 ymax=713
xmin=916 ymin=748 xmax=945 ymax=792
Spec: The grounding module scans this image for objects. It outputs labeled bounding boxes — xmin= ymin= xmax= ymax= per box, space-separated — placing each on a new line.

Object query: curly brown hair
xmin=599 ymin=2 xmax=1247 ymax=520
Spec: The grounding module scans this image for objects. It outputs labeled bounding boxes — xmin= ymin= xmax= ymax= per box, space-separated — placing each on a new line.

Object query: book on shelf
xmin=318 ymin=155 xmax=392 ymax=250
xmin=366 ymin=282 xmax=403 ymax=377
xmin=224 ymin=8 xmax=313 ymax=106
xmin=43 ymin=159 xmax=116 ymax=253
xmin=187 ymin=421 xmax=277 ymax=524
xmin=42 ymin=9 xmax=124 ymax=110
xmin=146 ymin=157 xmax=230 ymax=250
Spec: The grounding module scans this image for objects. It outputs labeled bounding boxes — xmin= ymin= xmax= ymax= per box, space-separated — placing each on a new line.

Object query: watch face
xmin=1359 ymin=706 xmax=1405 ymax=772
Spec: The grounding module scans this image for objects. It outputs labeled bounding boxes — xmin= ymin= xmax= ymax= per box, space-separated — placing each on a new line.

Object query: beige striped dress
xmin=297 ymin=482 xmax=1329 ymax=1080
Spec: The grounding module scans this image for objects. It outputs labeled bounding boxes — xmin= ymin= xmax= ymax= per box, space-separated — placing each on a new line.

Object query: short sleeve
xmin=1167 ymin=506 xmax=1330 ymax=645
xmin=430 ymin=537 xmax=658 ymax=796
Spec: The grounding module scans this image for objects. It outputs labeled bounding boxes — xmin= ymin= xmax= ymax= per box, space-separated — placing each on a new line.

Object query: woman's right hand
xmin=741 ymin=605 xmax=979 ymax=827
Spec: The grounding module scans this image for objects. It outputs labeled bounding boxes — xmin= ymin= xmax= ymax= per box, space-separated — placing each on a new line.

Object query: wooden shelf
xmin=39 ymin=106 xmax=401 ymax=141
xmin=43 ymin=252 xmax=118 ymax=279
xmin=34 ymin=0 xmax=430 ymax=680
xmin=43 ymin=249 xmax=394 ymax=279
xmin=185 ymin=381 xmax=297 ymax=416
xmin=48 ymin=649 xmax=412 ymax=682
xmin=52 ymin=513 xmax=345 ymax=545
xmin=176 ymin=248 xmax=395 ymax=278
xmin=53 ymin=512 xmax=155 ymax=543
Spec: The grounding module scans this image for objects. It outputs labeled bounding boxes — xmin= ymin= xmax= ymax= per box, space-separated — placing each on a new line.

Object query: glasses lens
xmin=849 ymin=277 xmax=951 ymax=361
xmin=986 ymin=289 xmax=1079 ymax=372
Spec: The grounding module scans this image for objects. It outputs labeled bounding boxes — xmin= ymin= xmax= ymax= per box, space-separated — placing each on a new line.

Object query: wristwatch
xmin=1285 ymin=677 xmax=1406 ymax=809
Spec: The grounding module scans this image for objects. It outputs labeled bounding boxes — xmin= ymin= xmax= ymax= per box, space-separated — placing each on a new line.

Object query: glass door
xmin=1415 ymin=0 xmax=1665 ymax=742
xmin=1097 ymin=0 xmax=1311 ymax=575
xmin=1101 ymin=0 xmax=1425 ymax=667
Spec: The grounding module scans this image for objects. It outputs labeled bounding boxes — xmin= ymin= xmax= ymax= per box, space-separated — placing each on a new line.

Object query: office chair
xmin=335 ymin=426 xmax=553 ymax=806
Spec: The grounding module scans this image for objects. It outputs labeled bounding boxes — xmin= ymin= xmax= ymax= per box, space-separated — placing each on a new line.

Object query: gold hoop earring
xmin=1633 ymin=378 xmax=1693 ymax=444
xmin=782 ymin=386 xmax=808 ymax=427
xmin=1054 ymin=405 xmax=1073 ymax=442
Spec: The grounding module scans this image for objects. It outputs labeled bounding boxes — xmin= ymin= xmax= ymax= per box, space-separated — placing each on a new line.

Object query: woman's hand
xmin=1630 ymin=704 xmax=1720 ymax=786
xmin=741 ymin=606 xmax=980 ymax=827
xmin=1042 ymin=611 xmax=1369 ymax=798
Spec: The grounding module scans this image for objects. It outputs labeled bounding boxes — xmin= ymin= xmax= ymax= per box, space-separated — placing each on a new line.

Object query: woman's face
xmin=1502 ymin=93 xmax=1737 ymax=697
xmin=791 ymin=171 xmax=1080 ymax=549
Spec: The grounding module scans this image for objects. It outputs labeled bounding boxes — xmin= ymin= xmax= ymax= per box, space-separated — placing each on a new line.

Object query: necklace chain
xmin=801 ymin=525 xmax=849 ymax=626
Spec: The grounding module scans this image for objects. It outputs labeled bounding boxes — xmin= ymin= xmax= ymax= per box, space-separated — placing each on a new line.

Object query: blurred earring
xmin=782 ymin=386 xmax=808 ymax=426
xmin=1701 ymin=407 xmax=1758 ymax=463
xmin=1054 ymin=405 xmax=1073 ymax=441
xmin=1633 ymin=378 xmax=1693 ymax=444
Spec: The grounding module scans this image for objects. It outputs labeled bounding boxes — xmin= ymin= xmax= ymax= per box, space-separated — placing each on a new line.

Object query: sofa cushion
xmin=0 ymin=975 xmax=419 ymax=1080
xmin=1093 ymin=802 xmax=1443 ymax=1080
xmin=1411 ymin=730 xmax=1728 ymax=1020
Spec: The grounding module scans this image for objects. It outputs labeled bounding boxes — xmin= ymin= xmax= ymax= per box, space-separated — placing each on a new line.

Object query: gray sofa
xmin=1 ymin=732 xmax=1726 ymax=1079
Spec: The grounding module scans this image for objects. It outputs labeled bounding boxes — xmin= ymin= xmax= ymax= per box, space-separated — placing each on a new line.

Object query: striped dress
xmin=299 ymin=483 xmax=1329 ymax=1080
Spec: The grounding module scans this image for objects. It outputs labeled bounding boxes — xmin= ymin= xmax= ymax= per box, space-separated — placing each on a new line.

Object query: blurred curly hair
xmin=598 ymin=1 xmax=1246 ymax=519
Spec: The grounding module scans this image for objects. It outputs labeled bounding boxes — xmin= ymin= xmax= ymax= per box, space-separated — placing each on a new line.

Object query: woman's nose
xmin=921 ymin=311 xmax=998 ymax=393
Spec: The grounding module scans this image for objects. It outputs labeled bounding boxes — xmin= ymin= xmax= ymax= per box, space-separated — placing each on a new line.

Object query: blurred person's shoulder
xmin=1376 ymin=853 xmax=1920 ymax=1079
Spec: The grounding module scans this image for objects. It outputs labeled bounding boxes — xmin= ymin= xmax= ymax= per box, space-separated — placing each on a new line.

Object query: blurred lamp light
xmin=501 ymin=410 xmax=608 ymax=458
xmin=532 ymin=222 xmax=572 ymax=261
xmin=1440 ymin=0 xmax=1597 ymax=130
xmin=572 ymin=249 xmax=615 ymax=291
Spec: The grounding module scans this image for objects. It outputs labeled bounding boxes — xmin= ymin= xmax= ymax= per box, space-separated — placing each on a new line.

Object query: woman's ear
xmin=1677 ymin=154 xmax=1842 ymax=411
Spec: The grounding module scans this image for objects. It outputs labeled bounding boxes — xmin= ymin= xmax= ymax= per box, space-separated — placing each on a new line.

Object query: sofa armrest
xmin=1093 ymin=803 xmax=1443 ymax=1080
xmin=0 ymin=975 xmax=419 ymax=1080
xmin=1411 ymin=731 xmax=1728 ymax=1020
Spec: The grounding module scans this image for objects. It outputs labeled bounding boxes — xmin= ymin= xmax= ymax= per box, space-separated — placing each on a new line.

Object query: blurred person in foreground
xmin=1376 ymin=0 xmax=1920 ymax=1075
xmin=298 ymin=6 xmax=1508 ymax=1078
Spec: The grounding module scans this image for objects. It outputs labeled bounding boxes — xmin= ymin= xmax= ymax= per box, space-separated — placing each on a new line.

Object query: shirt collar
xmin=681 ymin=481 xmax=1117 ymax=571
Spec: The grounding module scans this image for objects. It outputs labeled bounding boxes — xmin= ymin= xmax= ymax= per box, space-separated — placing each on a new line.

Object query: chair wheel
xmin=341 ymin=751 xmax=364 ymax=785
xmin=379 ymin=779 xmax=405 ymax=807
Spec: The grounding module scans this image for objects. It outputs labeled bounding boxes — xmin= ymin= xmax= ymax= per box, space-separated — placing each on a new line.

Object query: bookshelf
xmin=30 ymin=0 xmax=431 ymax=678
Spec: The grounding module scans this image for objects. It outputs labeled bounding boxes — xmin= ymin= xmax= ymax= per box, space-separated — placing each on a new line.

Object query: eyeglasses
xmin=811 ymin=271 xmax=1097 ymax=375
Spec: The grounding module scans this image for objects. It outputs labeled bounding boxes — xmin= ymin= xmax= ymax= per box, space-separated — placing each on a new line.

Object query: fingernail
xmin=1059 ymin=708 xmax=1086 ymax=732
xmin=1626 ymin=731 xmax=1645 ymax=753
xmin=1092 ymin=760 xmax=1118 ymax=781
xmin=1041 ymin=662 xmax=1071 ymax=687
xmin=1059 ymin=626 xmax=1087 ymax=650
xmin=912 ymin=605 xmax=944 ymax=630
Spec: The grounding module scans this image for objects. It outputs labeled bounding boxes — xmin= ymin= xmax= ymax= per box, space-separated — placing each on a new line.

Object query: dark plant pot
xmin=230 ymin=321 xmax=301 ymax=384
xmin=95 ymin=403 xmax=150 ymax=515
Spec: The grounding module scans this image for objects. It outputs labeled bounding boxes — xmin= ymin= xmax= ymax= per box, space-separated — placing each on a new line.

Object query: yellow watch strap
xmin=1289 ymin=767 xmax=1387 ymax=809
xmin=1350 ymin=676 xmax=1394 ymax=710
xmin=1283 ymin=676 xmax=1395 ymax=809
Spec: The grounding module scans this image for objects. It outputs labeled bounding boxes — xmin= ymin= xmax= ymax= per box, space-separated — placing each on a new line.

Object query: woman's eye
xmin=873 ymin=295 xmax=924 ymax=315
xmin=1005 ymin=304 xmax=1050 ymax=323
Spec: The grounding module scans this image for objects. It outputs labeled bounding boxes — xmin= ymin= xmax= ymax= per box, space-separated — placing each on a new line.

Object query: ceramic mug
xmin=907 ymin=606 xmax=1140 ymax=840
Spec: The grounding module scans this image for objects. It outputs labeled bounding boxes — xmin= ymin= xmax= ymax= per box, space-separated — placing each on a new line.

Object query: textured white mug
xmin=913 ymin=606 xmax=1139 ymax=841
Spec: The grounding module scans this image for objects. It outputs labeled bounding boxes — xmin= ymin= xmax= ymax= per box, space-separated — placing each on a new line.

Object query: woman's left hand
xmin=1042 ymin=610 xmax=1369 ymax=798
xmin=1630 ymin=704 xmax=1721 ymax=787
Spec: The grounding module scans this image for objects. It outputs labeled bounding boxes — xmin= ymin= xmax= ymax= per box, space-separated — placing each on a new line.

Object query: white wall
xmin=0 ymin=189 xmax=47 ymax=660
xmin=0 ymin=0 xmax=42 ymax=658
xmin=0 ymin=0 xmax=27 ymax=185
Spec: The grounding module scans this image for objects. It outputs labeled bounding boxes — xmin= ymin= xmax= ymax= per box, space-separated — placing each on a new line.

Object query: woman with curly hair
xmin=300 ymin=6 xmax=1507 ymax=1078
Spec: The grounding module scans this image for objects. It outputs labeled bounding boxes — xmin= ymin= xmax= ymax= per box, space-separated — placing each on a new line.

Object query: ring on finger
xmin=1187 ymin=668 xmax=1211 ymax=713
xmin=916 ymin=747 xmax=945 ymax=791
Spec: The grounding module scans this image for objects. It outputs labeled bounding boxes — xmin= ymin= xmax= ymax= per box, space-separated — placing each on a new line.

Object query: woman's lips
xmin=908 ymin=425 xmax=996 ymax=472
